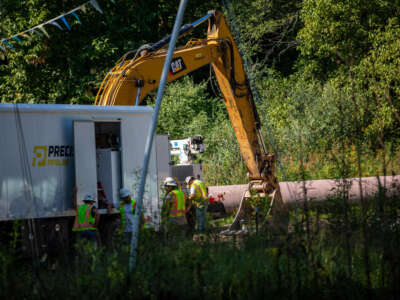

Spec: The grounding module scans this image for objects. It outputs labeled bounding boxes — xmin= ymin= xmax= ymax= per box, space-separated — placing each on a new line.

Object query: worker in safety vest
xmin=119 ymin=187 xmax=136 ymax=244
xmin=119 ymin=187 xmax=147 ymax=244
xmin=72 ymin=187 xmax=100 ymax=243
xmin=185 ymin=176 xmax=209 ymax=232
xmin=162 ymin=177 xmax=187 ymax=228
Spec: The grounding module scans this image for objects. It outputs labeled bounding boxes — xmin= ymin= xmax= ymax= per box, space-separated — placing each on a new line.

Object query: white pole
xmin=129 ymin=0 xmax=188 ymax=271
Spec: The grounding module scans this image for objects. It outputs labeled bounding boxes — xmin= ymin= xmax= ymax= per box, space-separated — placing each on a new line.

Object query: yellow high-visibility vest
xmin=170 ymin=189 xmax=185 ymax=217
xmin=191 ymin=179 xmax=208 ymax=207
xmin=72 ymin=204 xmax=96 ymax=231
xmin=119 ymin=199 xmax=136 ymax=231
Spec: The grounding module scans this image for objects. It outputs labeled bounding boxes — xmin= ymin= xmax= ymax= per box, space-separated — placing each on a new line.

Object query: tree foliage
xmin=227 ymin=0 xmax=301 ymax=75
xmin=0 ymin=0 xmax=219 ymax=103
xmin=153 ymin=77 xmax=223 ymax=139
xmin=298 ymin=0 xmax=400 ymax=74
xmin=2 ymin=0 xmax=400 ymax=182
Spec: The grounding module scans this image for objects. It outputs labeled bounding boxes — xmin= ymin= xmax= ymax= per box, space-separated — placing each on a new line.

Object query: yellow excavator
xmin=95 ymin=10 xmax=285 ymax=231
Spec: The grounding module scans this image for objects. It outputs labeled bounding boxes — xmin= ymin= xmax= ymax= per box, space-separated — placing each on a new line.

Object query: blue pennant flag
xmin=2 ymin=40 xmax=14 ymax=50
xmin=49 ymin=21 xmax=63 ymax=30
xmin=12 ymin=36 xmax=23 ymax=45
xmin=71 ymin=11 xmax=82 ymax=24
xmin=61 ymin=16 xmax=71 ymax=30
xmin=90 ymin=0 xmax=103 ymax=14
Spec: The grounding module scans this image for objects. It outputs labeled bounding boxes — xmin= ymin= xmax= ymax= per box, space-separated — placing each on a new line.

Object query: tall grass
xmin=1 ymin=188 xmax=400 ymax=300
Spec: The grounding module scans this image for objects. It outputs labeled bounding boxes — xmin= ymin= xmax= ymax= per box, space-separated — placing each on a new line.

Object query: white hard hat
xmin=83 ymin=193 xmax=95 ymax=202
xmin=164 ymin=177 xmax=177 ymax=187
xmin=119 ymin=187 xmax=131 ymax=198
xmin=185 ymin=176 xmax=194 ymax=185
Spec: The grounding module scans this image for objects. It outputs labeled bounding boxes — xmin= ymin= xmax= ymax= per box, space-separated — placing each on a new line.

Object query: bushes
xmin=2 ymin=191 xmax=400 ymax=299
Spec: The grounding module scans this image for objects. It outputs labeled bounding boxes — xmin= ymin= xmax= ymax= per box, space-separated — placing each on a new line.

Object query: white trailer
xmin=0 ymin=103 xmax=168 ymax=250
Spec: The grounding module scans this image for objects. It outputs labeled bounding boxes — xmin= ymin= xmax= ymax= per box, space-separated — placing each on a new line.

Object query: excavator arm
xmin=96 ymin=41 xmax=221 ymax=106
xmin=96 ymin=10 xmax=284 ymax=230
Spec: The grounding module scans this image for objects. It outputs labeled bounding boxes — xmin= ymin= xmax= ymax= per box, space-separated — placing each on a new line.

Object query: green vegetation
xmin=2 ymin=192 xmax=400 ymax=299
xmin=2 ymin=0 xmax=400 ymax=184
xmin=2 ymin=0 xmax=400 ymax=298
xmin=0 ymin=0 xmax=220 ymax=103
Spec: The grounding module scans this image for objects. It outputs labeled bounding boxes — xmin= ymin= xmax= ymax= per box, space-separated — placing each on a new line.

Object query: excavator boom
xmin=96 ymin=42 xmax=220 ymax=106
xmin=96 ymin=10 xmax=283 ymax=230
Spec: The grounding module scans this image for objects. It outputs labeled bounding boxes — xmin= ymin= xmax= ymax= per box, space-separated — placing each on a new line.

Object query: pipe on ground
xmin=209 ymin=176 xmax=400 ymax=214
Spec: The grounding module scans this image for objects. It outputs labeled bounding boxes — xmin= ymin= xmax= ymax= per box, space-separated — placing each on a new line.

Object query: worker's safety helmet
xmin=164 ymin=177 xmax=178 ymax=187
xmin=185 ymin=176 xmax=195 ymax=185
xmin=83 ymin=193 xmax=95 ymax=202
xmin=119 ymin=187 xmax=131 ymax=198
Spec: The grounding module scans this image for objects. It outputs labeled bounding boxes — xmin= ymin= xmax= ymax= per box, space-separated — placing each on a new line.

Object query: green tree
xmin=226 ymin=0 xmax=302 ymax=76
xmin=298 ymin=0 xmax=400 ymax=78
xmin=154 ymin=77 xmax=223 ymax=139
xmin=0 ymin=0 xmax=219 ymax=103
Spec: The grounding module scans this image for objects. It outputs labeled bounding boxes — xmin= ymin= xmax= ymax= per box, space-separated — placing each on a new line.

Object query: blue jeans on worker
xmin=196 ymin=207 xmax=206 ymax=232
xmin=79 ymin=230 xmax=97 ymax=242
xmin=122 ymin=232 xmax=133 ymax=248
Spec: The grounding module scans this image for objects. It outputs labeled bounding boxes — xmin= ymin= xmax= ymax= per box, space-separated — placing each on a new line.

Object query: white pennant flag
xmin=90 ymin=0 xmax=103 ymax=14
xmin=49 ymin=21 xmax=64 ymax=30
xmin=30 ymin=29 xmax=43 ymax=37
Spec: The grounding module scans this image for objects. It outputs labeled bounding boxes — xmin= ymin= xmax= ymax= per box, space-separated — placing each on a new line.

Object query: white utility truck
xmin=0 ymin=103 xmax=169 ymax=253
xmin=169 ymin=135 xmax=205 ymax=186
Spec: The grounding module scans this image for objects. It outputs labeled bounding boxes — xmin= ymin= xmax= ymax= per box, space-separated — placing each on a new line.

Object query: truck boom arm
xmin=96 ymin=10 xmax=279 ymax=196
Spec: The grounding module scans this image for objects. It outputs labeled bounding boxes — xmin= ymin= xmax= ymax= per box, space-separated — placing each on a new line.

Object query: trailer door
xmin=74 ymin=120 xmax=97 ymax=206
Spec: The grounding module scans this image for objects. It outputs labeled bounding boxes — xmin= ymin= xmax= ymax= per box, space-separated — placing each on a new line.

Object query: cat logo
xmin=169 ymin=57 xmax=186 ymax=75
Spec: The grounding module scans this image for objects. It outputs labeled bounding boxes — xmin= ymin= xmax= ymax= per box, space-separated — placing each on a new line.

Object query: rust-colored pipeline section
xmin=209 ymin=176 xmax=400 ymax=214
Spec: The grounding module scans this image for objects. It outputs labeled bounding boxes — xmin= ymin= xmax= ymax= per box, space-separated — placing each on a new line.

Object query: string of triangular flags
xmin=0 ymin=0 xmax=103 ymax=52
